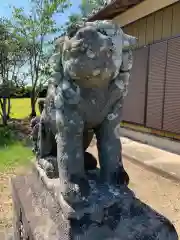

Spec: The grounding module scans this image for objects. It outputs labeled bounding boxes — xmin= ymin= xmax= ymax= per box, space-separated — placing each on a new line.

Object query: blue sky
xmin=0 ymin=0 xmax=81 ymax=25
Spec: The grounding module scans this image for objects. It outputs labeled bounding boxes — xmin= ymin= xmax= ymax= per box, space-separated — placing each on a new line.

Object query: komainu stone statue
xmin=28 ymin=20 xmax=178 ymax=239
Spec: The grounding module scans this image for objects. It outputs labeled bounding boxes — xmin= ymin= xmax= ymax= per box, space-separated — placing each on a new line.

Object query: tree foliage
xmin=80 ymin=0 xmax=107 ymax=18
xmin=63 ymin=0 xmax=107 ymax=36
xmin=0 ymin=17 xmax=27 ymax=124
xmin=11 ymin=0 xmax=70 ymax=116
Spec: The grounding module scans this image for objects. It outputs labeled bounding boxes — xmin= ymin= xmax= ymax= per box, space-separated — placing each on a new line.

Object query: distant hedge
xmin=10 ymin=86 xmax=48 ymax=98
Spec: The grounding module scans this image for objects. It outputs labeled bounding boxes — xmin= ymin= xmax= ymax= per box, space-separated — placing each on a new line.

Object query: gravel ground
xmin=124 ymin=158 xmax=180 ymax=236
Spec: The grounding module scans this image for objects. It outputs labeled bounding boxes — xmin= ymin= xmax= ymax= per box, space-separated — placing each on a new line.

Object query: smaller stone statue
xmin=30 ymin=99 xmax=45 ymax=154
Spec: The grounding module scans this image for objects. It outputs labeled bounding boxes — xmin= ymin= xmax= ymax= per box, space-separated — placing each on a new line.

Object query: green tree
xmin=80 ymin=0 xmax=106 ymax=18
xmin=0 ymin=17 xmax=26 ymax=125
xmin=63 ymin=0 xmax=107 ymax=36
xmin=11 ymin=0 xmax=70 ymax=117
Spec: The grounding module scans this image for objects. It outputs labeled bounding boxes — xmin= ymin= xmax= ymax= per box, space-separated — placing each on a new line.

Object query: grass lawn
xmin=0 ymin=142 xmax=33 ymax=172
xmin=0 ymin=98 xmax=35 ymax=171
xmin=0 ymin=98 xmax=37 ymax=231
xmin=0 ymin=121 xmax=34 ymax=231
xmin=10 ymin=98 xmax=39 ymax=119
xmin=0 ymin=141 xmax=33 ymax=230
xmin=0 ymin=98 xmax=39 ymax=173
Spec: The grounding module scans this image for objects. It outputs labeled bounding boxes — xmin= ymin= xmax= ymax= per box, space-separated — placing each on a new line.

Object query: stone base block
xmin=11 ymin=164 xmax=178 ymax=240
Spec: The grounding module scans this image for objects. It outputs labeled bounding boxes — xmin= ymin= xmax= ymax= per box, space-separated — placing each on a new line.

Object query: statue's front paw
xmin=110 ymin=167 xmax=130 ymax=186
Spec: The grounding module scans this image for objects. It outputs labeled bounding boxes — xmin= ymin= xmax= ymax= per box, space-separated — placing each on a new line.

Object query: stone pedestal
xmin=11 ymin=163 xmax=178 ymax=240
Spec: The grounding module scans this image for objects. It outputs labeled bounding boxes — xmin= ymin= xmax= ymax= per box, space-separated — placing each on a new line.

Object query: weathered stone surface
xmin=33 ymin=21 xmax=134 ymax=208
xmin=11 ymin=165 xmax=178 ymax=240
xmin=26 ymin=19 xmax=178 ymax=239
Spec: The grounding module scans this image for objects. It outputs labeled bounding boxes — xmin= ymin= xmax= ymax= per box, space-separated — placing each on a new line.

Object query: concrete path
xmin=121 ymin=137 xmax=180 ymax=183
xmin=123 ymin=158 xmax=180 ymax=237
